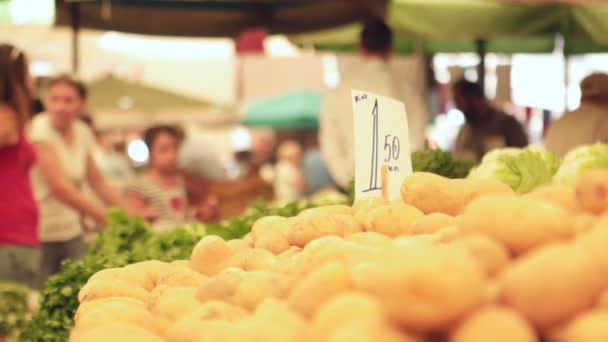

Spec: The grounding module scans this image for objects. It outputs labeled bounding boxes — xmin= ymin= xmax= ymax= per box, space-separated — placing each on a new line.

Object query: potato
xmin=286 ymin=214 xmax=339 ymax=248
xmin=231 ymin=271 xmax=291 ymax=311
xmin=195 ymin=268 xmax=244 ymax=304
xmin=352 ymin=198 xmax=388 ymax=215
xmin=311 ymin=291 xmax=387 ymax=340
xmin=410 ymin=213 xmax=456 ymax=235
xmin=327 ymin=320 xmax=419 ymax=342
xmin=346 ymin=232 xmax=392 ymax=247
xmin=392 ymin=235 xmax=438 ymax=250
xmin=226 ymin=238 xmax=252 ymax=255
xmin=277 ymin=246 xmax=301 ymax=260
xmin=156 ymin=267 xmax=207 ymax=288
xmin=450 ymin=306 xmax=538 ymax=342
xmin=298 ymin=205 xmax=352 ymax=218
xmin=242 ymin=233 xmax=254 ymax=246
xmin=75 ymin=299 xmax=156 ymax=333
xmin=78 ymin=279 xmax=150 ymax=304
xmin=288 ymin=261 xmax=352 ymax=318
xmin=251 ymin=216 xmax=290 ymax=254
xmin=451 ymin=235 xmax=510 ymax=278
xmin=353 ymin=198 xmax=388 ymax=226
xmin=70 ymin=323 xmax=165 ymax=342
xmin=561 ymin=310 xmax=608 ymax=342
xmin=434 ymin=225 xmax=461 ymax=243
xmin=464 ymin=179 xmax=516 ymax=202
xmin=598 ymin=288 xmax=608 ymax=309
xmin=292 ymin=236 xmax=349 ymax=278
xmin=364 ymin=202 xmax=424 ymax=237
xmin=170 ymin=260 xmax=191 ymax=268
xmin=576 ymin=218 xmax=608 ymax=272
xmin=527 ymin=184 xmax=577 ymax=212
xmin=572 ymin=213 xmax=599 ymax=235
xmin=459 ymin=196 xmax=573 ymax=255
xmin=122 ymin=261 xmax=172 ymax=291
xmin=239 ymin=248 xmax=277 ymax=271
xmin=243 ymin=299 xmax=307 ymax=342
xmin=499 ymin=244 xmax=607 ymax=329
xmin=74 ymin=297 xmax=147 ymax=324
xmin=401 ymin=172 xmax=465 ymax=215
xmin=190 ymin=235 xmax=239 ymax=276
xmin=166 ymin=319 xmax=246 ymax=342
xmin=178 ymin=300 xmax=248 ymax=322
xmin=335 ymin=214 xmax=364 ymax=236
xmin=352 ymin=245 xmax=486 ymax=331
xmin=149 ymin=286 xmax=199 ymax=322
xmin=575 ymin=169 xmax=608 ymax=215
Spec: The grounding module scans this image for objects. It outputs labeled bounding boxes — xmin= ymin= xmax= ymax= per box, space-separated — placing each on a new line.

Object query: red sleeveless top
xmin=0 ymin=129 xmax=39 ymax=246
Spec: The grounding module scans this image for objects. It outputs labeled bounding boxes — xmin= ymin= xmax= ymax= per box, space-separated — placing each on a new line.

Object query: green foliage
xmin=411 ymin=149 xmax=476 ymax=179
xmin=0 ymin=282 xmax=29 ymax=338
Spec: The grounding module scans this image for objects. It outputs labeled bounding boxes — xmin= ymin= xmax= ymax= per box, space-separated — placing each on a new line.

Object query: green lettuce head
xmin=468 ymin=147 xmax=558 ymax=193
xmin=553 ymin=143 xmax=608 ymax=185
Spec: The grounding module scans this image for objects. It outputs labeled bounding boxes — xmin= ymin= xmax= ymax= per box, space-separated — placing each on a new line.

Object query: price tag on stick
xmin=352 ymin=89 xmax=412 ymax=201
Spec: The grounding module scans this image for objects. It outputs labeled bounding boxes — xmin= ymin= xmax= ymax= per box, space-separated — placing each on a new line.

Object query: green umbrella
xmin=243 ymin=90 xmax=323 ymax=130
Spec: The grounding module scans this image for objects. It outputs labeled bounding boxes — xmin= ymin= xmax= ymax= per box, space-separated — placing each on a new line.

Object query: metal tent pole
xmin=70 ymin=1 xmax=81 ymax=74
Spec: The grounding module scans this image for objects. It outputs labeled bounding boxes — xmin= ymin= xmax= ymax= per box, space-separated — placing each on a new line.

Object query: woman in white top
xmin=30 ymin=75 xmax=133 ymax=280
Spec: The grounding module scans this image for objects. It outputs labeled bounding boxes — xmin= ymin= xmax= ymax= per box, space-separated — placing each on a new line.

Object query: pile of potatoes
xmin=70 ymin=169 xmax=608 ymax=342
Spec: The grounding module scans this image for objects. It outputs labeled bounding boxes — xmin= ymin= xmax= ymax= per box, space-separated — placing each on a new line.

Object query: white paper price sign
xmin=352 ymin=89 xmax=412 ymax=201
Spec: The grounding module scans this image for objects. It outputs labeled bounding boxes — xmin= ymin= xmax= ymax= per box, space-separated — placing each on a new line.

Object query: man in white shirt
xmin=545 ymin=73 xmax=608 ymax=156
xmin=319 ymin=18 xmax=428 ymax=189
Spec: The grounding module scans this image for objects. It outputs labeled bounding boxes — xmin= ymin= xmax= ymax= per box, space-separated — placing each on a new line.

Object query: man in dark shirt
xmin=452 ymin=79 xmax=528 ymax=161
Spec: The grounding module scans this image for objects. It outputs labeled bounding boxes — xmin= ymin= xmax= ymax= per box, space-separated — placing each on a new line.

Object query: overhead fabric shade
xmin=242 ymin=90 xmax=323 ymax=130
xmin=388 ymin=0 xmax=562 ymax=39
xmin=292 ymin=1 xmax=608 ymax=55
xmin=87 ymin=75 xmax=215 ymax=112
xmin=55 ymin=0 xmax=387 ymax=37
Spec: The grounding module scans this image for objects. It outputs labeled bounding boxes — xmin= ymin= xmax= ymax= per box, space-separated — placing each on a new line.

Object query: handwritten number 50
xmin=384 ymin=135 xmax=400 ymax=162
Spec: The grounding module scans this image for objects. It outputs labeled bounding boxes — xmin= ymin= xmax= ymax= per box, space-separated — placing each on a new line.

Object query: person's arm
xmin=0 ymin=107 xmax=19 ymax=147
xmin=85 ymin=154 xmax=131 ymax=209
xmin=35 ymin=142 xmax=107 ymax=224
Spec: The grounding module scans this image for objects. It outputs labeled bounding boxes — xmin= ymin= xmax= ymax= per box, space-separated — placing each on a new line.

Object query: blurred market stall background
xmin=0 ymin=0 xmax=607 ymax=217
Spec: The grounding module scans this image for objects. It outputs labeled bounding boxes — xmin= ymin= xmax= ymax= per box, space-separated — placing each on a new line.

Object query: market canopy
xmin=291 ymin=1 xmax=608 ymax=55
xmin=87 ymin=75 xmax=216 ymax=112
xmin=55 ymin=0 xmax=386 ymax=37
xmin=56 ymin=0 xmax=608 ymax=54
xmin=242 ymin=90 xmax=322 ymax=130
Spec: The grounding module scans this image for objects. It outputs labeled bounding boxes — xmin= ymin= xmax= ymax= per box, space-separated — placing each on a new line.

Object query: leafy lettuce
xmin=468 ymin=146 xmax=559 ymax=193
xmin=553 ymin=143 xmax=608 ymax=185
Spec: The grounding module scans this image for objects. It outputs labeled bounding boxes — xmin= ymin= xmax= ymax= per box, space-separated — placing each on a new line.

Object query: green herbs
xmin=411 ymin=149 xmax=476 ymax=179
xmin=0 ymin=282 xmax=30 ymax=339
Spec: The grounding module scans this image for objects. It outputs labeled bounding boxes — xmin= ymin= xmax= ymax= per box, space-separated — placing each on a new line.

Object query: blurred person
xmin=320 ymin=17 xmax=429 ymax=189
xmin=303 ymin=133 xmax=334 ymax=195
xmin=81 ymin=116 xmax=135 ymax=192
xmin=0 ymin=44 xmax=40 ymax=288
xmin=126 ymin=125 xmax=189 ymax=231
xmin=30 ymin=75 xmax=133 ymax=280
xmin=545 ymin=73 xmax=608 ymax=156
xmin=274 ymin=141 xmax=305 ymax=202
xmin=452 ymin=79 xmax=528 ymax=161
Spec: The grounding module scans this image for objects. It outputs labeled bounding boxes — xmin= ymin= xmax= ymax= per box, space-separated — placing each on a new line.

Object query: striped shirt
xmin=127 ymin=176 xmax=188 ymax=231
